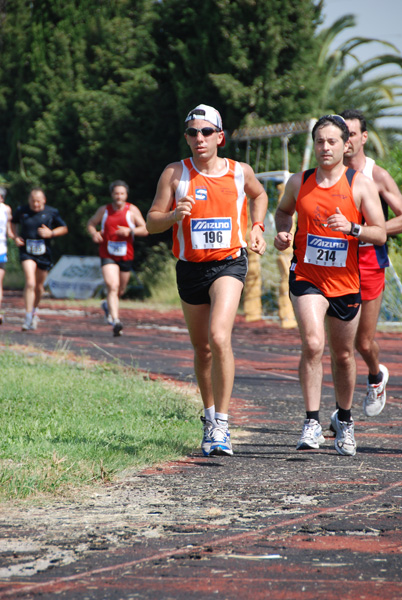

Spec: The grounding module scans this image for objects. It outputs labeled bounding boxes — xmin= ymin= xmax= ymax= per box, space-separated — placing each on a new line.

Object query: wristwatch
xmin=349 ymin=222 xmax=362 ymax=238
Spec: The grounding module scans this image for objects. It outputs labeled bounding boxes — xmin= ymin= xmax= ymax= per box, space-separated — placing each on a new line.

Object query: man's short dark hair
xmin=29 ymin=187 xmax=46 ymax=197
xmin=312 ymin=115 xmax=350 ymax=143
xmin=339 ymin=109 xmax=367 ymax=133
xmin=109 ymin=180 xmax=129 ymax=194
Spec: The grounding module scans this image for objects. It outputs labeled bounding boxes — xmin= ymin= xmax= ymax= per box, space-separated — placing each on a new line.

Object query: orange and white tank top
xmin=291 ymin=167 xmax=362 ymax=297
xmin=172 ymin=158 xmax=248 ymax=262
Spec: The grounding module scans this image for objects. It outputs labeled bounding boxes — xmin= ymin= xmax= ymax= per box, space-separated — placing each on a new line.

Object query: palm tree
xmin=314 ymin=13 xmax=402 ymax=156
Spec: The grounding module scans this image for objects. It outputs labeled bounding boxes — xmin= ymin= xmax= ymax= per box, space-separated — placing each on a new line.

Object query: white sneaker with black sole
xmin=296 ymin=419 xmax=325 ymax=450
xmin=200 ymin=417 xmax=213 ymax=456
xmin=330 ymin=410 xmax=357 ymax=456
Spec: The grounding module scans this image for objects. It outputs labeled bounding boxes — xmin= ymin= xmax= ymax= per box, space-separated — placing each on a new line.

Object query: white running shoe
xmin=209 ymin=419 xmax=233 ymax=456
xmin=200 ymin=417 xmax=213 ymax=456
xmin=31 ymin=314 xmax=39 ymax=330
xmin=296 ymin=419 xmax=325 ymax=450
xmin=330 ymin=410 xmax=357 ymax=456
xmin=364 ymin=364 xmax=389 ymax=417
xmin=101 ymin=300 xmax=113 ymax=325
xmin=21 ymin=315 xmax=33 ymax=331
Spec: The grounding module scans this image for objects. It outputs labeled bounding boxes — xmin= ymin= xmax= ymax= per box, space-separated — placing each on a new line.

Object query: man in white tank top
xmin=341 ymin=109 xmax=402 ymax=417
xmin=0 ymin=186 xmax=14 ymax=324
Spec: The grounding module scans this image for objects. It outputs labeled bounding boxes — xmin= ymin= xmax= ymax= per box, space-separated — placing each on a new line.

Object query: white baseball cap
xmin=185 ymin=104 xmax=225 ymax=147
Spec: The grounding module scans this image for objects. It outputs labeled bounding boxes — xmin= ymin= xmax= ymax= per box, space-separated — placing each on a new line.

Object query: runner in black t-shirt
xmin=11 ymin=188 xmax=68 ymax=331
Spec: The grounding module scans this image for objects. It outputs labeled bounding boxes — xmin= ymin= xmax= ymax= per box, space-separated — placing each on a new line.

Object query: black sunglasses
xmin=185 ymin=127 xmax=219 ymax=137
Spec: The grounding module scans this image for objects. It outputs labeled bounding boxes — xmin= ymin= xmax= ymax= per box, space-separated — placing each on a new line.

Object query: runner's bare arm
xmin=146 ymin=162 xmax=195 ymax=234
xmin=10 ymin=222 xmax=24 ymax=247
xmin=373 ymin=165 xmax=402 ymax=235
xmin=87 ymin=206 xmax=106 ymax=243
xmin=274 ymin=173 xmax=300 ymax=251
xmin=241 ymin=162 xmax=268 ymax=255
xmin=38 ymin=224 xmax=68 ymax=239
xmin=355 ymin=175 xmax=386 ymax=244
xmin=5 ymin=205 xmax=15 ymax=240
xmin=326 ymin=175 xmax=386 ymax=244
xmin=127 ymin=205 xmax=148 ymax=237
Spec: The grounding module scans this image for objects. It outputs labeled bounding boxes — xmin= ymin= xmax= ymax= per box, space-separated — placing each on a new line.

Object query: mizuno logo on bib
xmin=304 ymin=234 xmax=348 ymax=267
xmin=190 ymin=218 xmax=232 ymax=249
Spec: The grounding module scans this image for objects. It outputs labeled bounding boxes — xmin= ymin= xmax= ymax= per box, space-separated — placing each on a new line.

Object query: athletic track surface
xmin=0 ymin=291 xmax=401 ymax=599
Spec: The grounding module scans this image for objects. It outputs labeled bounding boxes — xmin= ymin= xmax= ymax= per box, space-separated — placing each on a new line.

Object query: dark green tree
xmin=154 ymin=0 xmax=321 ymax=131
xmin=0 ymin=0 xmax=159 ymax=255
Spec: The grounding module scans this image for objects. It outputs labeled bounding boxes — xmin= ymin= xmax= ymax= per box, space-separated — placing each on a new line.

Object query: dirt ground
xmin=0 ymin=292 xmax=401 ymax=599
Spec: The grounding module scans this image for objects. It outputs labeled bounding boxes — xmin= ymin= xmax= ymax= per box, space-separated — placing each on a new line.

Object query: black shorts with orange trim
xmin=289 ymin=271 xmax=361 ymax=321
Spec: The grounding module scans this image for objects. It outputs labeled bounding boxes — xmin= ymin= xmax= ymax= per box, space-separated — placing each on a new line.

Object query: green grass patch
xmin=0 ymin=348 xmax=202 ymax=501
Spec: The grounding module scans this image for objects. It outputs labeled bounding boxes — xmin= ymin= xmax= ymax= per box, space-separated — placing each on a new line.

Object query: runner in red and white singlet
xmin=341 ymin=109 xmax=402 ymax=417
xmin=87 ymin=180 xmax=148 ymax=337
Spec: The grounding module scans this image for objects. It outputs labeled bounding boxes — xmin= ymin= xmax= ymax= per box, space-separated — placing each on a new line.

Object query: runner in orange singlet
xmin=275 ymin=115 xmax=386 ymax=456
xmin=340 ymin=109 xmax=402 ymax=417
xmin=147 ymin=104 xmax=268 ymax=457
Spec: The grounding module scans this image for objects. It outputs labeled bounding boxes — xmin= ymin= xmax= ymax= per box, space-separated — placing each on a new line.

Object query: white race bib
xmin=304 ymin=234 xmax=348 ymax=267
xmin=190 ymin=218 xmax=232 ymax=249
xmin=107 ymin=241 xmax=127 ymax=257
xmin=26 ymin=239 xmax=46 ymax=256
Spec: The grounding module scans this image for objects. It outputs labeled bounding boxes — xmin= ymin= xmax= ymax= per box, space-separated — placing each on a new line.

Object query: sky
xmin=319 ymin=0 xmax=402 ymax=128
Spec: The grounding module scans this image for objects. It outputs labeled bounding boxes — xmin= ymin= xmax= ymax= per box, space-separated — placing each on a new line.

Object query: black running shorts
xmin=289 ymin=271 xmax=361 ymax=321
xmin=176 ymin=249 xmax=248 ymax=305
xmin=20 ymin=252 xmax=53 ymax=272
xmin=101 ymin=258 xmax=134 ymax=272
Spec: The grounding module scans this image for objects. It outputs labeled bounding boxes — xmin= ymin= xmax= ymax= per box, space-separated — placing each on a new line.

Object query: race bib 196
xmin=190 ymin=218 xmax=232 ymax=249
xmin=304 ymin=234 xmax=348 ymax=267
xmin=26 ymin=239 xmax=46 ymax=256
xmin=107 ymin=241 xmax=127 ymax=257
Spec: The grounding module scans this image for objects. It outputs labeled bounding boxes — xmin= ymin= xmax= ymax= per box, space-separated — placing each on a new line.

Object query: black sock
xmin=368 ymin=371 xmax=383 ymax=385
xmin=306 ymin=411 xmax=319 ymax=422
xmin=337 ymin=407 xmax=352 ymax=423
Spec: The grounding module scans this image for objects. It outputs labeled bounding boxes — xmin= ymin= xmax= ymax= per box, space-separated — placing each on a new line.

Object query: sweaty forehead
xmin=315 ymin=124 xmax=343 ymax=139
xmin=345 ymin=119 xmax=361 ymax=133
